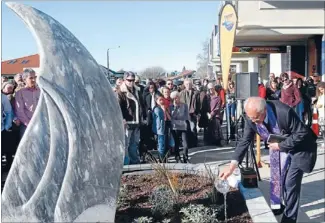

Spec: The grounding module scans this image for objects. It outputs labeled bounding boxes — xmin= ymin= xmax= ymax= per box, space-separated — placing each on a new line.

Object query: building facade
xmin=209 ymin=1 xmax=325 ymax=82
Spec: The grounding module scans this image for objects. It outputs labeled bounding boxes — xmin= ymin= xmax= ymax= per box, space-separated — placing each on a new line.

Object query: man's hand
xmin=219 ymin=162 xmax=237 ymax=180
xmin=268 ymin=142 xmax=280 ymax=150
xmin=13 ymin=119 xmax=21 ymax=126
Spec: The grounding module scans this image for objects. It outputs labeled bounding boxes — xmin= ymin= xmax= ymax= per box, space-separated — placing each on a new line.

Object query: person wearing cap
xmin=117 ymin=71 xmax=144 ymax=165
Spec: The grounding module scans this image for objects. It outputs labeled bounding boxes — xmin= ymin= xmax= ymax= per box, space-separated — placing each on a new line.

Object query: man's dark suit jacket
xmin=233 ymin=100 xmax=317 ymax=173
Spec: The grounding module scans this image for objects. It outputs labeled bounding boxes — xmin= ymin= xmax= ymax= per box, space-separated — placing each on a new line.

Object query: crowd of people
xmin=113 ymin=71 xmax=324 ymax=165
xmin=2 ymin=69 xmax=40 ymax=172
xmin=1 ymin=69 xmax=325 ymax=170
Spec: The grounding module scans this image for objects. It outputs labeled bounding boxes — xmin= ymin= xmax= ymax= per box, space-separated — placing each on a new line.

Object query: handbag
xmin=238 ymin=164 xmax=258 ymax=188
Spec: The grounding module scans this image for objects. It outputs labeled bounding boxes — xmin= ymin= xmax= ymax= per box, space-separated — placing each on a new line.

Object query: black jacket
xmin=233 ymin=100 xmax=317 ymax=173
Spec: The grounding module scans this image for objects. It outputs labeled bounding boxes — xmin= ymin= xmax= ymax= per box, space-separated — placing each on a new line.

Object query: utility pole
xmin=107 ymin=46 xmax=120 ymax=79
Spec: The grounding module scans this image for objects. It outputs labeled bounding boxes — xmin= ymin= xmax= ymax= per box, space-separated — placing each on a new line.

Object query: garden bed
xmin=115 ymin=172 xmax=252 ymax=223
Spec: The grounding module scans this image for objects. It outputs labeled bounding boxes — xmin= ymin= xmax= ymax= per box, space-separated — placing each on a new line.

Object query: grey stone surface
xmin=2 ymin=2 xmax=124 ymax=223
xmin=239 ymin=184 xmax=278 ymax=223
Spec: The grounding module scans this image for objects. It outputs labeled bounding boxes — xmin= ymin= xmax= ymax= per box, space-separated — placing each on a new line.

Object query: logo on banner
xmin=222 ymin=13 xmax=235 ymax=31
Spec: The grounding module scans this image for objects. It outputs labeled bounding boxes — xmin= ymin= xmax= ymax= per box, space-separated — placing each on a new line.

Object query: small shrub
xmin=132 ymin=216 xmax=153 ymax=223
xmin=149 ymin=185 xmax=176 ymax=216
xmin=147 ymin=155 xmax=180 ymax=197
xmin=180 ymin=204 xmax=219 ymax=223
xmin=162 ymin=219 xmax=171 ymax=223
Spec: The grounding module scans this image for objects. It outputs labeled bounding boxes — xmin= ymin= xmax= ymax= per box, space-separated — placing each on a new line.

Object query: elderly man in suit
xmin=220 ymin=97 xmax=317 ymax=223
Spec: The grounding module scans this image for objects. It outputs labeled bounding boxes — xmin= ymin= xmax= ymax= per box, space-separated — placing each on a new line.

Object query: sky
xmin=1 ymin=1 xmax=220 ymax=72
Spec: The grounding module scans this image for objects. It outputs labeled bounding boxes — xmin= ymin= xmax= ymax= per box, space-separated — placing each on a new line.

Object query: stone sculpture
xmin=2 ymin=2 xmax=125 ymax=222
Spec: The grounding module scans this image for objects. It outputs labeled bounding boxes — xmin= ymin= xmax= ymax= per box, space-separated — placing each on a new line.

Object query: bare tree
xmin=139 ymin=66 xmax=167 ymax=79
xmin=196 ymin=39 xmax=209 ymax=79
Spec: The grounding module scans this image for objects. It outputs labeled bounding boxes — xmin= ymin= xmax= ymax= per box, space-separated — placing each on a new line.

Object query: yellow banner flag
xmin=219 ymin=3 xmax=237 ymax=91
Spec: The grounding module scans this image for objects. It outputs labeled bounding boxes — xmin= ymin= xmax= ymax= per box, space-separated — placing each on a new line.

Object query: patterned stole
xmin=256 ymin=104 xmax=288 ymax=210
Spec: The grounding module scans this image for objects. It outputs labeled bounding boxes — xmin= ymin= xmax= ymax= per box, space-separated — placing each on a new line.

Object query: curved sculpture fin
xmin=2 ymin=2 xmax=125 ymax=222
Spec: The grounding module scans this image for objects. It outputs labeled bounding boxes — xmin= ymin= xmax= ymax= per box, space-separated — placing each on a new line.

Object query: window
xmin=7 ymin=60 xmax=17 ymax=64
xmin=21 ymin=60 xmax=29 ymax=64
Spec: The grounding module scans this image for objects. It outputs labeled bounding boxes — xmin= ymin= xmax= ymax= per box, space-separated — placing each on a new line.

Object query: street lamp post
xmin=107 ymin=46 xmax=120 ymax=79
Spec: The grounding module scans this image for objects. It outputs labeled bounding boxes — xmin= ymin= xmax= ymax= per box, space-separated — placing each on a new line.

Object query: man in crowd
xmin=117 ymin=71 xmax=144 ymax=165
xmin=220 ymin=97 xmax=317 ymax=223
xmin=180 ymin=78 xmax=199 ymax=147
xmin=15 ymin=69 xmax=40 ymax=138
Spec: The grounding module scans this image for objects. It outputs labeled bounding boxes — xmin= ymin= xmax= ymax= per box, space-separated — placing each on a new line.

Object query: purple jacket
xmin=210 ymin=95 xmax=222 ymax=119
xmin=15 ymin=87 xmax=40 ymax=126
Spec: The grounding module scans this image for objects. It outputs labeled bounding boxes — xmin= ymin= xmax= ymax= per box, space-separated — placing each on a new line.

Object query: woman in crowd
xmin=161 ymin=87 xmax=174 ymax=157
xmin=226 ymin=81 xmax=236 ymax=140
xmin=197 ymin=84 xmax=210 ymax=145
xmin=266 ymin=80 xmax=281 ymax=100
xmin=280 ymin=72 xmax=301 ymax=110
xmin=316 ymin=82 xmax=325 ymax=121
xmin=207 ymin=83 xmax=223 ymax=146
xmin=295 ymin=78 xmax=307 ymax=121
xmin=152 ymin=96 xmax=166 ymax=162
xmin=226 ymin=81 xmax=236 ymax=122
xmin=170 ymin=91 xmax=189 ymax=163
xmin=13 ymin=73 xmax=25 ymax=92
xmin=1 ymin=93 xmax=13 ymax=172
xmin=2 ymin=81 xmax=21 ymax=168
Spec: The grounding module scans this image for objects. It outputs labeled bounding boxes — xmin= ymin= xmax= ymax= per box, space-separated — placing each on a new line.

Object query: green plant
xmin=161 ymin=219 xmax=171 ymax=223
xmin=132 ymin=216 xmax=153 ymax=223
xmin=149 ymin=185 xmax=176 ymax=216
xmin=180 ymin=204 xmax=219 ymax=223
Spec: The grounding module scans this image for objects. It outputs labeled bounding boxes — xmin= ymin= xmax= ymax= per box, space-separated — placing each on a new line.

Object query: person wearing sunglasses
xmin=117 ymin=71 xmax=145 ymax=165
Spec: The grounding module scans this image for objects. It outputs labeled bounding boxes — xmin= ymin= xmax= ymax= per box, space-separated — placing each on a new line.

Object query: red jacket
xmin=258 ymin=84 xmax=266 ymax=99
xmin=218 ymin=88 xmax=226 ymax=107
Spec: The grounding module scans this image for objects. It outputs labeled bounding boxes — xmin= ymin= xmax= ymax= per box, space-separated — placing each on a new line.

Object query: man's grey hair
xmin=22 ymin=68 xmax=36 ymax=80
xmin=170 ymin=91 xmax=180 ymax=99
xmin=244 ymin=97 xmax=267 ymax=114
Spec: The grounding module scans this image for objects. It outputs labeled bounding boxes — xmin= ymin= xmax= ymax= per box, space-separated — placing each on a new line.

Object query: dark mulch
xmin=115 ymin=173 xmax=252 ymax=223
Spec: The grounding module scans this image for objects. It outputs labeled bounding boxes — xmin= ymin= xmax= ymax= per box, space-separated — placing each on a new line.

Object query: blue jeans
xmin=227 ymin=103 xmax=236 ymax=120
xmin=125 ymin=128 xmax=140 ymax=165
xmin=157 ymin=134 xmax=166 ymax=159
